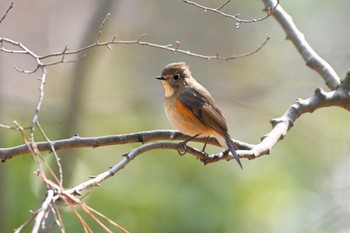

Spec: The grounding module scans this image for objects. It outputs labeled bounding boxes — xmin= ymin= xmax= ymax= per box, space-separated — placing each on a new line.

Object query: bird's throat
xmin=161 ymin=81 xmax=175 ymax=97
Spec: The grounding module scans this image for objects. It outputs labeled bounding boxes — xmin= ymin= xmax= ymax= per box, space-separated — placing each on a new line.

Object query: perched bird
xmin=156 ymin=62 xmax=242 ymax=169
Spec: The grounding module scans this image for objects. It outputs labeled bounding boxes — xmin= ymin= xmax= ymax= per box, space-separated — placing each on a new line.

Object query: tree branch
xmin=0 ymin=1 xmax=14 ymax=24
xmin=2 ymin=3 xmax=348 ymax=231
xmin=0 ymin=130 xmax=251 ymax=162
xmin=2 ymin=82 xmax=350 ymax=165
xmin=183 ymin=0 xmax=277 ymax=27
xmin=0 ymin=37 xmax=48 ymax=141
xmin=0 ymin=33 xmax=269 ymax=73
xmin=201 ymin=88 xmax=350 ymax=165
xmin=262 ymin=0 xmax=341 ymax=90
xmin=31 ymin=33 xmax=270 ymax=62
xmin=8 ymin=84 xmax=349 ymax=197
xmin=0 ymin=11 xmax=269 ymax=151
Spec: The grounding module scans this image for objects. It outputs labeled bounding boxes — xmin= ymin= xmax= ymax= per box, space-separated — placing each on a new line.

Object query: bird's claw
xmin=177 ymin=141 xmax=188 ymax=156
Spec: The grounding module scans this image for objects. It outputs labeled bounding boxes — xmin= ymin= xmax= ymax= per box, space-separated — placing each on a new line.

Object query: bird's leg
xmin=201 ymin=136 xmax=210 ymax=153
xmin=177 ymin=134 xmax=199 ymax=155
xmin=223 ymin=149 xmax=230 ymax=156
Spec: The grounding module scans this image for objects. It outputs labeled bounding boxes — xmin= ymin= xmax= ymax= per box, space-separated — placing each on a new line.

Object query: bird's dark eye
xmin=173 ymin=74 xmax=180 ymax=80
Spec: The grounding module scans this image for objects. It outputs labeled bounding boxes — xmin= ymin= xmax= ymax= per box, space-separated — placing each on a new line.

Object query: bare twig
xmin=84 ymin=205 xmax=129 ymax=233
xmin=36 ymin=33 xmax=269 ymax=62
xmin=0 ymin=1 xmax=14 ymax=24
xmin=36 ymin=121 xmax=64 ymax=185
xmin=14 ymin=210 xmax=39 ymax=233
xmin=137 ymin=34 xmax=270 ymax=60
xmin=262 ymin=0 xmax=340 ymax=90
xmin=64 ymin=200 xmax=92 ymax=233
xmin=216 ymin=0 xmax=231 ymax=11
xmin=31 ymin=67 xmax=47 ymax=140
xmin=66 ymin=141 xmax=209 ymax=194
xmin=0 ymin=123 xmax=16 ymax=129
xmin=96 ymin=13 xmax=110 ymax=42
xmin=21 ymin=156 xmax=128 ymax=233
xmin=50 ymin=205 xmax=65 ymax=233
xmin=0 ymin=32 xmax=269 ymax=72
xmin=183 ymin=0 xmax=278 ymax=25
xmin=60 ymin=191 xmax=129 ymax=233
xmin=12 ymin=121 xmax=42 ymax=169
xmin=32 ymin=189 xmax=55 ymax=233
xmin=0 ymin=38 xmax=48 ymax=137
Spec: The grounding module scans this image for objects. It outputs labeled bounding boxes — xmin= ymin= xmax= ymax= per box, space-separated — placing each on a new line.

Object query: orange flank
xmin=174 ymin=100 xmax=197 ymax=122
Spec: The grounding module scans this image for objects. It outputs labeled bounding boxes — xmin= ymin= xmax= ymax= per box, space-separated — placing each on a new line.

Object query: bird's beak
xmin=156 ymin=76 xmax=165 ymax=80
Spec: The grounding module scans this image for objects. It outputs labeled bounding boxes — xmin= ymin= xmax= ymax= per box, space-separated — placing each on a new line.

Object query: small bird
xmin=156 ymin=62 xmax=242 ymax=169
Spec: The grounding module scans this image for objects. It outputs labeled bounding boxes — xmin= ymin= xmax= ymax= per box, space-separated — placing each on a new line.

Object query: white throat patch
xmin=161 ymin=81 xmax=175 ymax=97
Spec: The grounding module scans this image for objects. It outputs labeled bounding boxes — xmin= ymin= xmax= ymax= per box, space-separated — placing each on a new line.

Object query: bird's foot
xmin=177 ymin=134 xmax=199 ymax=156
xmin=177 ymin=141 xmax=188 ymax=156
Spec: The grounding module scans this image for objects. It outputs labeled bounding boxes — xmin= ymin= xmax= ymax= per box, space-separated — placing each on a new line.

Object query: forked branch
xmin=183 ymin=0 xmax=279 ymax=27
xmin=263 ymin=0 xmax=340 ymax=90
xmin=2 ymin=79 xmax=350 ymax=166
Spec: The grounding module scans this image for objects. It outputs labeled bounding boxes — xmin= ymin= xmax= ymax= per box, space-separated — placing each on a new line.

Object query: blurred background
xmin=1 ymin=0 xmax=350 ymax=232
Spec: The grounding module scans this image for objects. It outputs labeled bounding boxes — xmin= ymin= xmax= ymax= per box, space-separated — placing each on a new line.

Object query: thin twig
xmin=0 ymin=31 xmax=269 ymax=73
xmin=0 ymin=37 xmax=48 ymax=135
xmin=50 ymin=205 xmax=65 ymax=233
xmin=84 ymin=205 xmax=129 ymax=233
xmin=96 ymin=13 xmax=110 ymax=42
xmin=0 ymin=123 xmax=16 ymax=129
xmin=65 ymin=199 xmax=93 ymax=233
xmin=14 ymin=210 xmax=39 ymax=233
xmin=12 ymin=121 xmax=42 ymax=169
xmin=66 ymin=141 xmax=207 ymax=194
xmin=32 ymin=190 xmax=55 ymax=233
xmin=216 ymin=0 xmax=231 ymax=10
xmin=78 ymin=202 xmax=114 ymax=233
xmin=30 ymin=66 xmax=47 ymax=140
xmin=184 ymin=0 xmax=277 ymax=24
xmin=35 ymin=33 xmax=269 ymax=62
xmin=0 ymin=1 xmax=14 ymax=24
xmin=36 ymin=121 xmax=64 ymax=185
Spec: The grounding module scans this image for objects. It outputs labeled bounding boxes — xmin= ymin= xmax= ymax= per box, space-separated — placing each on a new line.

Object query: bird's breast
xmin=164 ymin=97 xmax=214 ymax=137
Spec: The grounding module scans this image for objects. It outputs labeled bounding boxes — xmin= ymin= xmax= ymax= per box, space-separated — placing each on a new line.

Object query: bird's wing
xmin=178 ymin=88 xmax=229 ymax=137
xmin=179 ymin=88 xmax=242 ymax=169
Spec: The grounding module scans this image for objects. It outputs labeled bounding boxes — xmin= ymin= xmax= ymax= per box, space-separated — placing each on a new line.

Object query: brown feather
xmin=178 ymin=88 xmax=229 ymax=138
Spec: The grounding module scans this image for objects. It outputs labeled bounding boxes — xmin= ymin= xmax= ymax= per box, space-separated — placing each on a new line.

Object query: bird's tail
xmin=225 ymin=138 xmax=243 ymax=170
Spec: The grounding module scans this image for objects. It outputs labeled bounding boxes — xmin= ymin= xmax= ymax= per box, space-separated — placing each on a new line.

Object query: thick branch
xmin=0 ymin=130 xmax=252 ymax=162
xmin=226 ymin=86 xmax=350 ymax=161
xmin=263 ymin=0 xmax=340 ymax=90
xmin=1 ymin=86 xmax=350 ymax=202
xmin=2 ymin=85 xmax=350 ymax=164
xmin=49 ymin=85 xmax=350 ymax=192
xmin=67 ymin=142 xmax=208 ymax=193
